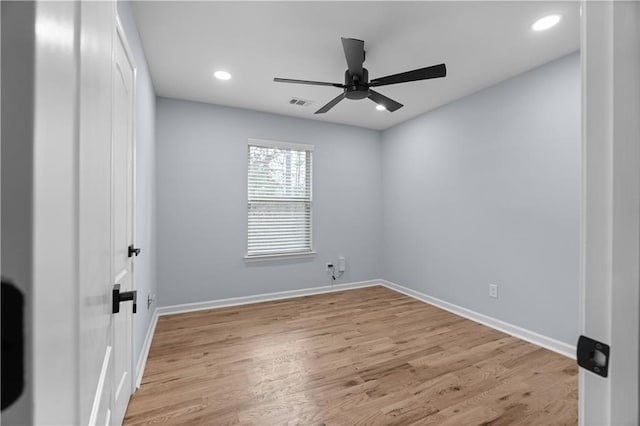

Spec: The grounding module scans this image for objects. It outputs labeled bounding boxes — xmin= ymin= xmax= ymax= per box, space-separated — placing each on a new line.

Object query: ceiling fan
xmin=274 ymin=37 xmax=447 ymax=114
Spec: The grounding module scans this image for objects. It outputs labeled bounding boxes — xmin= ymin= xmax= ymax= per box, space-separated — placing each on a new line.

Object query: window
xmin=247 ymin=139 xmax=313 ymax=258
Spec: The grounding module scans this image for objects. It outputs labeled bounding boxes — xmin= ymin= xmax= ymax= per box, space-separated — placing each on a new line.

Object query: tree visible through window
xmin=247 ymin=140 xmax=313 ymax=257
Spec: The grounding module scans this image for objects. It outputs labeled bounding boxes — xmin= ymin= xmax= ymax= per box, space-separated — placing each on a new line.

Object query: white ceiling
xmin=132 ymin=1 xmax=579 ymax=130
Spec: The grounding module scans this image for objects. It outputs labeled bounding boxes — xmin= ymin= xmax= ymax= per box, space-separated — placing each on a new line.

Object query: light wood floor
xmin=124 ymin=286 xmax=577 ymax=425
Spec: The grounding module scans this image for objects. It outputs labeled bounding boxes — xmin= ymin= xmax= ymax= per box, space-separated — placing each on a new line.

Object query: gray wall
xmin=381 ymin=53 xmax=580 ymax=345
xmin=1 ymin=2 xmax=35 ymax=423
xmin=156 ymin=98 xmax=382 ymax=306
xmin=117 ymin=1 xmax=157 ymax=365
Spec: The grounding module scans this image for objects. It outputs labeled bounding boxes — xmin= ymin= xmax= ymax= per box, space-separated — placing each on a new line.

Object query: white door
xmin=31 ymin=2 xmax=137 ymax=424
xmin=580 ymin=1 xmax=640 ymax=424
xmin=111 ymin=21 xmax=136 ymax=426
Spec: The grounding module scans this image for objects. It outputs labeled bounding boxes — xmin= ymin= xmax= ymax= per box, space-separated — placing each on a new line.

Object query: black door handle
xmin=112 ymin=284 xmax=137 ymax=314
xmin=128 ymin=245 xmax=141 ymax=258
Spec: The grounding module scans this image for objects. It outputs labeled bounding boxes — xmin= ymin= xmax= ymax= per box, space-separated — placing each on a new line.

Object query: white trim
xmin=248 ymin=138 xmax=314 ymax=152
xmin=243 ymin=250 xmax=316 ymax=262
xmin=115 ymin=14 xmax=137 ymax=72
xmin=135 ymin=308 xmax=158 ymax=388
xmin=88 ymin=346 xmax=112 ymax=426
xmin=379 ymin=280 xmax=576 ymax=359
xmin=579 ymin=2 xmax=640 ymax=424
xmin=32 ymin=2 xmax=81 ymax=423
xmin=157 ymin=280 xmax=381 ymax=316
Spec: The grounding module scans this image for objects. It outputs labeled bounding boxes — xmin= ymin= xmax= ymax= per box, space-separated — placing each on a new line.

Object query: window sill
xmin=244 ymin=251 xmax=317 ymax=262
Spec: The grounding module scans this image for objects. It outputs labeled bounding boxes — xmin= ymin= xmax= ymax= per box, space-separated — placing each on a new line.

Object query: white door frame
xmin=31 ymin=2 xmax=82 ymax=424
xmin=580 ymin=1 xmax=640 ymax=424
xmin=114 ymin=13 xmax=138 ymax=397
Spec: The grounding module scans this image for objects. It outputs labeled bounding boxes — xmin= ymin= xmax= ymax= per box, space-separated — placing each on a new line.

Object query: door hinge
xmin=577 ymin=335 xmax=610 ymax=378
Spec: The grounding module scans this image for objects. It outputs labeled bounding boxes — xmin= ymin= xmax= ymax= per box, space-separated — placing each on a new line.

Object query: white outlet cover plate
xmin=489 ymin=284 xmax=498 ymax=298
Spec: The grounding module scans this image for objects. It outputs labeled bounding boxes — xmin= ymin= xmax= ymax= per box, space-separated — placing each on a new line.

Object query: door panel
xmin=77 ymin=2 xmax=117 ymax=425
xmin=111 ymin=23 xmax=135 ymax=426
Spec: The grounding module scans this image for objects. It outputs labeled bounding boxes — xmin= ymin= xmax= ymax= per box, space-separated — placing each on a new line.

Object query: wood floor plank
xmin=124 ymin=286 xmax=577 ymax=425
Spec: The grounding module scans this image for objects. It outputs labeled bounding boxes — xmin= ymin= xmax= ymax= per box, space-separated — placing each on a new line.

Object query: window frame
xmin=244 ymin=138 xmax=315 ymax=261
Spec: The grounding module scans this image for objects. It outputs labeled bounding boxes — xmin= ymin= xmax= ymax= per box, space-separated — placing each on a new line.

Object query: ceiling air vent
xmin=288 ymin=97 xmax=314 ymax=107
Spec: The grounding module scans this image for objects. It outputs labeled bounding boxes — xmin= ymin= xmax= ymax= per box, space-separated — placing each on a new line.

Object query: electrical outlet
xmin=326 ymin=263 xmax=334 ymax=272
xmin=489 ymin=284 xmax=498 ymax=299
xmin=338 ymin=256 xmax=346 ymax=272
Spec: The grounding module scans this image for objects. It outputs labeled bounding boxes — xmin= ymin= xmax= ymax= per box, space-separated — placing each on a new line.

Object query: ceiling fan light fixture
xmin=214 ymin=70 xmax=232 ymax=81
xmin=273 ymin=37 xmax=446 ymax=114
xmin=532 ymin=14 xmax=561 ymax=31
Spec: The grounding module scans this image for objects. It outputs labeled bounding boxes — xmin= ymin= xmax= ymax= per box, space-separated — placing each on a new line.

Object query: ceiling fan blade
xmin=367 ymin=89 xmax=403 ymax=112
xmin=369 ymin=63 xmax=446 ymax=87
xmin=274 ymin=78 xmax=345 ymax=88
xmin=341 ymin=37 xmax=365 ymax=78
xmin=315 ymin=93 xmax=346 ymax=114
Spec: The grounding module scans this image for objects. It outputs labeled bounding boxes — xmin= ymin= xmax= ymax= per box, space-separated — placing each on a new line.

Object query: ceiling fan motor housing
xmin=344 ymin=69 xmax=370 ymax=99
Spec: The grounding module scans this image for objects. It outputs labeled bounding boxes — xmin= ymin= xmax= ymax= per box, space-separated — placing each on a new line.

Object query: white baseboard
xmin=379 ymin=279 xmax=576 ymax=359
xmin=156 ymin=279 xmax=382 ymax=316
xmin=135 ymin=308 xmax=158 ymax=388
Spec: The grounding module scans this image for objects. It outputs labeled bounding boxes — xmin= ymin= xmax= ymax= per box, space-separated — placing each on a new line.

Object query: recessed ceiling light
xmin=214 ymin=70 xmax=232 ymax=81
xmin=532 ymin=14 xmax=561 ymax=31
xmin=376 ymin=104 xmax=386 ymax=111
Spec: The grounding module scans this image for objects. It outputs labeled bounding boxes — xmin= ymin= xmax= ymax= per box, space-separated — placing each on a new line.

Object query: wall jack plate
xmin=489 ymin=284 xmax=498 ymax=299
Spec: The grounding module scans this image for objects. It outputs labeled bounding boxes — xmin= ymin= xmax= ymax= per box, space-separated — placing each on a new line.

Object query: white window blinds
xmin=247 ymin=140 xmax=313 ymax=257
